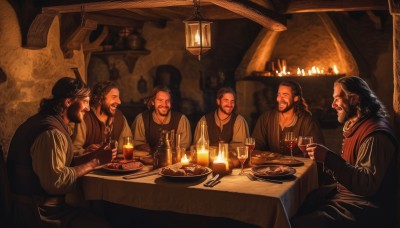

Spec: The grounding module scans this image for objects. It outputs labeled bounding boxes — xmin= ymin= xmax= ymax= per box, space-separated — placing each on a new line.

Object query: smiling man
xmin=193 ymin=87 xmax=249 ymax=148
xmin=252 ymin=80 xmax=324 ymax=156
xmin=72 ymin=81 xmax=132 ymax=156
xmin=131 ymin=85 xmax=191 ymax=152
xmin=7 ymin=77 xmax=112 ymax=227
xmin=292 ymin=76 xmax=398 ymax=228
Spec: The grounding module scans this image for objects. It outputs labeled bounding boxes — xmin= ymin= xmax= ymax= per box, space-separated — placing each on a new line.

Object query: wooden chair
xmin=0 ymin=145 xmax=12 ymax=227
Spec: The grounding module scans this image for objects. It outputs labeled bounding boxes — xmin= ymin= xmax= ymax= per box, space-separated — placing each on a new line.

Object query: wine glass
xmin=284 ymin=132 xmax=297 ymax=161
xmin=236 ymin=146 xmax=248 ymax=175
xmin=245 ymin=137 xmax=255 ymax=166
xmin=298 ymin=136 xmax=313 ymax=158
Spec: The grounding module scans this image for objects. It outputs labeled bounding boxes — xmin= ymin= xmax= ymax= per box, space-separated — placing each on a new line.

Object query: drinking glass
xmin=298 ymin=136 xmax=313 ymax=157
xmin=236 ymin=146 xmax=248 ymax=175
xmin=284 ymin=132 xmax=297 ymax=161
xmin=123 ymin=136 xmax=134 ymax=160
xmin=245 ymin=137 xmax=255 ymax=165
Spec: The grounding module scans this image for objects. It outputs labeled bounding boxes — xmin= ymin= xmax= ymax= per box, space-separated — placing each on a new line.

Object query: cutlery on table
xmin=246 ymin=173 xmax=283 ymax=184
xmin=123 ymin=169 xmax=159 ymax=180
xmin=204 ymin=174 xmax=219 ymax=187
xmin=209 ymin=180 xmax=221 ymax=187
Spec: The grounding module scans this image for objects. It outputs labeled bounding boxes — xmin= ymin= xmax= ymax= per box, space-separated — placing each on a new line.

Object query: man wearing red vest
xmin=292 ymin=76 xmax=398 ymax=228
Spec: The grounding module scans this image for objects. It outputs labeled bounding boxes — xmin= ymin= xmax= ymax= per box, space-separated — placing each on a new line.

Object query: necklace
xmin=154 ymin=112 xmax=167 ymax=126
xmin=279 ymin=113 xmax=298 ymax=128
xmin=215 ymin=111 xmax=231 ymax=131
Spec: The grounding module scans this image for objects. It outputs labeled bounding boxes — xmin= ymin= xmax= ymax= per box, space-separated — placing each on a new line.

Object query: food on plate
xmin=251 ymin=156 xmax=266 ymax=165
xmin=161 ymin=164 xmax=208 ymax=176
xmin=106 ymin=160 xmax=142 ymax=170
xmin=259 ymin=165 xmax=292 ymax=176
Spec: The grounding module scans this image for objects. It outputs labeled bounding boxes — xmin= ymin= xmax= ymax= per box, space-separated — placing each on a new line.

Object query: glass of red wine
xmin=245 ymin=137 xmax=255 ymax=166
xmin=284 ymin=132 xmax=297 ymax=161
xmin=298 ymin=136 xmax=313 ymax=158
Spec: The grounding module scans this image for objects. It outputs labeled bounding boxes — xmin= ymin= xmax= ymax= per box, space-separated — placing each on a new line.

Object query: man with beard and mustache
xmin=72 ymin=81 xmax=132 ymax=156
xmin=131 ymin=85 xmax=191 ymax=152
xmin=291 ymin=76 xmax=398 ymax=228
xmin=252 ymin=80 xmax=324 ymax=156
xmin=7 ymin=77 xmax=112 ymax=227
xmin=193 ymin=87 xmax=249 ymax=149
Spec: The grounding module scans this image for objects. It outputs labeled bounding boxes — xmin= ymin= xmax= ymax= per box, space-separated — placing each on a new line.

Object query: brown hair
xmin=334 ymin=76 xmax=387 ymax=118
xmin=39 ymin=77 xmax=90 ymax=115
xmin=279 ymin=80 xmax=311 ymax=116
xmin=145 ymin=85 xmax=172 ymax=110
xmin=90 ymin=81 xmax=118 ymax=107
xmin=216 ymin=87 xmax=236 ymax=100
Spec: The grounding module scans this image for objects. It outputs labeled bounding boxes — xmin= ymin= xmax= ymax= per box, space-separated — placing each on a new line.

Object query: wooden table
xmin=82 ymin=157 xmax=318 ymax=228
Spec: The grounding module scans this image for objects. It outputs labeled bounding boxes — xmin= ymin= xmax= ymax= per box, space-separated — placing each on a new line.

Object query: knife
xmin=209 ymin=180 xmax=221 ymax=187
xmin=203 ymin=174 xmax=219 ymax=187
xmin=123 ymin=169 xmax=159 ymax=180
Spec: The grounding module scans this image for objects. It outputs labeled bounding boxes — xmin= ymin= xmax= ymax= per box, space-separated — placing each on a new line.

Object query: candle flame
xmin=194 ymin=29 xmax=200 ymax=45
xmin=181 ymin=154 xmax=189 ymax=163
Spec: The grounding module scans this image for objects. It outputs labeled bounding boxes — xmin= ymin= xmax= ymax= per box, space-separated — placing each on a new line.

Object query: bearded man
xmin=193 ymin=87 xmax=249 ymax=148
xmin=72 ymin=81 xmax=132 ymax=156
xmin=291 ymin=76 xmax=398 ymax=228
xmin=252 ymin=80 xmax=324 ymax=156
xmin=7 ymin=77 xmax=112 ymax=227
xmin=131 ymin=85 xmax=191 ymax=152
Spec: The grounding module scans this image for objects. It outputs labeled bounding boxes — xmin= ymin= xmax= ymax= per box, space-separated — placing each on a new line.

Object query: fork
xmin=246 ymin=173 xmax=283 ymax=184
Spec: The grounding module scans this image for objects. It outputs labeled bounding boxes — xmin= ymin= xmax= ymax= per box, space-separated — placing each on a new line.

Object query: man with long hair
xmin=72 ymin=81 xmax=132 ymax=156
xmin=292 ymin=76 xmax=398 ymax=228
xmin=7 ymin=77 xmax=112 ymax=227
xmin=252 ymin=80 xmax=324 ymax=156
xmin=193 ymin=87 xmax=250 ymax=148
xmin=131 ymin=85 xmax=191 ymax=152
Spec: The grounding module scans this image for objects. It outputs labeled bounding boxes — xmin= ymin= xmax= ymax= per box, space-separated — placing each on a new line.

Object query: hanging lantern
xmin=184 ymin=0 xmax=212 ymax=61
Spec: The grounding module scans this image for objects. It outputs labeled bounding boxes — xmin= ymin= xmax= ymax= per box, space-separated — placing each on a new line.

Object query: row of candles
xmin=275 ymin=65 xmax=340 ymax=77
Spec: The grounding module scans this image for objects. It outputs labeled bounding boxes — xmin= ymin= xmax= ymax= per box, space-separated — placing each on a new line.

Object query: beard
xmin=67 ymin=102 xmax=84 ymax=123
xmin=278 ymin=101 xmax=294 ymax=113
xmin=219 ymin=105 xmax=233 ymax=115
xmin=101 ymin=102 xmax=115 ymax=116
xmin=157 ymin=107 xmax=170 ymax=117
xmin=338 ymin=105 xmax=357 ymax=124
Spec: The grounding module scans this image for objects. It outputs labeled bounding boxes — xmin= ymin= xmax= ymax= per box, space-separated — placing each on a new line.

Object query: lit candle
xmin=123 ymin=142 xmax=134 ymax=160
xmin=212 ymin=151 xmax=228 ymax=175
xmin=197 ymin=148 xmax=209 ymax=167
xmin=181 ymin=154 xmax=190 ymax=167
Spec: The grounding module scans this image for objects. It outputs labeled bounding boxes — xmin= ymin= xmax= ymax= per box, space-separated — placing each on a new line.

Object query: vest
xmin=205 ymin=112 xmax=238 ymax=146
xmin=7 ymin=114 xmax=72 ymax=196
xmin=339 ymin=116 xmax=398 ymax=206
xmin=83 ymin=109 xmax=125 ymax=148
xmin=142 ymin=110 xmax=182 ymax=150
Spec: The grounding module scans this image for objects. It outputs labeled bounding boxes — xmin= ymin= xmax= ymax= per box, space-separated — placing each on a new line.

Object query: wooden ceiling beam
xmin=85 ymin=12 xmax=144 ymax=27
xmin=207 ymin=0 xmax=286 ymax=31
xmin=42 ymin=0 xmax=201 ymax=13
xmin=285 ymin=0 xmax=388 ymax=14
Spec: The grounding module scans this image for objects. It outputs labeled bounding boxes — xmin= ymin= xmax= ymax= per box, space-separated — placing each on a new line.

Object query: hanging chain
xmin=80 ymin=5 xmax=85 ymax=27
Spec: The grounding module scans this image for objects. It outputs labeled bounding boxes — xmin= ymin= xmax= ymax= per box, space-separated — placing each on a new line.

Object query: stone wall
xmin=0 ymin=1 xmax=85 ymax=155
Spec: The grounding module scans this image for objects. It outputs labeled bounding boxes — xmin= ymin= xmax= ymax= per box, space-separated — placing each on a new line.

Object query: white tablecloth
xmin=82 ymin=157 xmax=318 ymax=228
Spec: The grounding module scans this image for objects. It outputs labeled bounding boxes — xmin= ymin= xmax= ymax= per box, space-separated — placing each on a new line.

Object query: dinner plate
xmin=102 ymin=161 xmax=144 ymax=174
xmin=159 ymin=166 xmax=212 ymax=182
xmin=251 ymin=165 xmax=296 ymax=179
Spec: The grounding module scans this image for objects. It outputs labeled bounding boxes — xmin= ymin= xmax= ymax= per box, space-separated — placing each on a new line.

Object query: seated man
xmin=291 ymin=76 xmax=398 ymax=228
xmin=131 ymin=85 xmax=191 ymax=152
xmin=7 ymin=77 xmax=111 ymax=227
xmin=193 ymin=87 xmax=249 ymax=149
xmin=72 ymin=81 xmax=132 ymax=156
xmin=252 ymin=80 xmax=324 ymax=156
